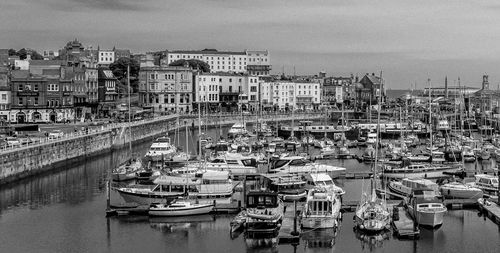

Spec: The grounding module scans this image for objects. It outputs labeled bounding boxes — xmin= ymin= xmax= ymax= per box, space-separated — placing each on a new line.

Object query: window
xmin=250 ymin=95 xmax=256 ymax=101
xmin=229 ymin=86 xmax=232 ymax=92
xmin=150 ymin=74 xmax=155 ymax=79
xmin=34 ymin=97 xmax=38 ymax=105
xmin=18 ymin=85 xmax=23 ymax=91
xmin=1 ymin=94 xmax=6 ymax=101
xmin=18 ymin=98 xmax=23 ymax=105
xmin=229 ymin=78 xmax=232 ymax=83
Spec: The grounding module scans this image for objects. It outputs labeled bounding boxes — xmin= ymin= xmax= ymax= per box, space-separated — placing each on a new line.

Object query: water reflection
xmin=353 ymin=227 xmax=391 ymax=251
xmin=302 ymin=228 xmax=338 ymax=249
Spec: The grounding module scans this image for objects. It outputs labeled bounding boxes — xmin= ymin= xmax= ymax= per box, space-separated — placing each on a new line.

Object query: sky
xmin=1 ymin=0 xmax=500 ymax=89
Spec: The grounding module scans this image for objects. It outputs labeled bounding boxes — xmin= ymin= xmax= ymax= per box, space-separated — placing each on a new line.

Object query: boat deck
xmin=278 ymin=202 xmax=303 ymax=244
xmin=391 ymin=205 xmax=420 ymax=239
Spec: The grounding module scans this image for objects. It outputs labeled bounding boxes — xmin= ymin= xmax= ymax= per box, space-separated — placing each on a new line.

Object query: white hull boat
xmin=440 ymin=182 xmax=483 ymax=200
xmin=149 ymin=202 xmax=214 ymax=216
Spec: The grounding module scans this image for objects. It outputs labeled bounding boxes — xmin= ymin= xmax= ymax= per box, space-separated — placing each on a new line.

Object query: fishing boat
xmin=440 ymin=182 xmax=483 ymax=200
xmin=144 ymin=136 xmax=178 ymax=162
xmin=467 ymin=174 xmax=499 ymax=195
xmin=301 ymin=187 xmax=342 ymax=229
xmin=148 ymin=201 xmax=214 ymax=216
xmin=112 ymin=158 xmax=142 ymax=181
xmin=407 ymin=189 xmax=447 ymax=227
xmin=268 ymin=155 xmax=346 ymax=178
xmin=382 ymin=163 xmax=462 ymax=179
xmin=244 ymin=191 xmax=283 ymax=237
xmin=303 ymin=173 xmax=345 ymax=195
xmin=263 ymin=173 xmax=307 ymax=201
xmin=387 ymin=178 xmax=439 ymax=197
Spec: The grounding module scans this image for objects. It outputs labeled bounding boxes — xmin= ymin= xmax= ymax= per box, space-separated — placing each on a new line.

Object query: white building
xmin=0 ymin=90 xmax=10 ymax=121
xmin=261 ymin=80 xmax=321 ymax=111
xmin=165 ymin=49 xmax=271 ymax=76
xmin=138 ymin=66 xmax=193 ymax=113
xmin=195 ymin=72 xmax=260 ymax=111
xmin=98 ymin=50 xmax=115 ymax=65
xmin=14 ymin=59 xmax=30 ymax=70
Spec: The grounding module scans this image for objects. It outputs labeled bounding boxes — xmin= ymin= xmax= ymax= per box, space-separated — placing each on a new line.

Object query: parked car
xmin=48 ymin=130 xmax=64 ymax=139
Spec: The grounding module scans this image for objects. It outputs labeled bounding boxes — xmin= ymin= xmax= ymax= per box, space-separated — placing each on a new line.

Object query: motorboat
xmin=387 ymin=178 xmax=439 ymax=197
xmin=440 ymin=182 xmax=483 ymax=200
xmin=116 ymin=170 xmax=234 ymax=205
xmin=404 ymin=153 xmax=431 ymax=163
xmin=116 ymin=176 xmax=196 ymax=205
xmin=228 ymin=123 xmax=248 ymax=138
xmin=382 ymin=163 xmax=462 ymax=179
xmin=319 ymin=145 xmax=336 ymax=158
xmin=303 ymin=173 xmax=345 ymax=196
xmin=467 ymin=174 xmax=499 ymax=195
xmin=284 ymin=136 xmax=301 ymax=151
xmin=244 ymin=191 xmax=283 ymax=238
xmin=479 ymin=148 xmax=491 ymax=160
xmin=144 ymin=136 xmax=177 ymax=162
xmin=315 ymin=137 xmax=334 ymax=149
xmin=263 ymin=173 xmax=307 ymax=201
xmin=301 ymin=187 xmax=342 ymax=229
xmin=301 ymin=134 xmax=316 ymax=146
xmin=112 ymin=158 xmax=142 ymax=181
xmin=194 ymin=153 xmax=258 ymax=178
xmin=148 ymin=201 xmax=214 ymax=216
xmin=337 ymin=144 xmax=352 ymax=159
xmin=268 ymin=156 xmax=346 ymax=178
xmin=407 ymin=189 xmax=447 ymax=227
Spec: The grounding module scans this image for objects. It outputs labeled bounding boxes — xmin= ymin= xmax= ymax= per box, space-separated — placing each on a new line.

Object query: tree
xmin=16 ymin=48 xmax=44 ymax=60
xmin=109 ymin=57 xmax=140 ymax=93
xmin=169 ymin=59 xmax=210 ymax=73
xmin=8 ymin=49 xmax=17 ymax=56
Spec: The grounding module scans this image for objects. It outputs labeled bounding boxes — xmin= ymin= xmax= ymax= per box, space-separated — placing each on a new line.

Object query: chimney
xmin=445 ymin=76 xmax=448 ymax=98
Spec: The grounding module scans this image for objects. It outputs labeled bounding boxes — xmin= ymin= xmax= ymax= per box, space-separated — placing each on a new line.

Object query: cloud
xmin=36 ymin=0 xmax=150 ymax=12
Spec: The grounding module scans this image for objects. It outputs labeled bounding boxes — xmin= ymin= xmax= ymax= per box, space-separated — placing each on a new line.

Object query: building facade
xmin=165 ymin=49 xmax=271 ymax=76
xmin=98 ymin=50 xmax=115 ymax=66
xmin=261 ymin=80 xmax=321 ymax=111
xmin=138 ymin=66 xmax=193 ymax=113
xmin=195 ymin=72 xmax=259 ymax=112
xmin=97 ymin=68 xmax=118 ymax=117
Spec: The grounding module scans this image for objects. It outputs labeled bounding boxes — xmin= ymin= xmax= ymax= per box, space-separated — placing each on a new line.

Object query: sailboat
xmin=354 ymin=73 xmax=391 ymax=232
xmin=112 ymin=65 xmax=143 ymax=181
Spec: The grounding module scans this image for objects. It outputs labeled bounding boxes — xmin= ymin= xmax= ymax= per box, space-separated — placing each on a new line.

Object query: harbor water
xmin=0 ymin=127 xmax=499 ymax=253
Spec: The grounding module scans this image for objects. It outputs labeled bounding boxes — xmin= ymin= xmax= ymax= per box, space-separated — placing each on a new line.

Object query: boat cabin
xmin=305 ymin=189 xmax=336 ymax=216
xmin=409 ymin=189 xmax=442 ymax=206
xmin=246 ymin=191 xmax=279 ymax=208
xmin=402 ymin=178 xmax=439 ymax=193
xmin=262 ymin=173 xmax=306 ymax=192
xmin=304 ymin=173 xmax=334 ymax=188
xmin=474 ymin=174 xmax=499 ymax=190
xmin=152 ymin=176 xmax=199 ymax=193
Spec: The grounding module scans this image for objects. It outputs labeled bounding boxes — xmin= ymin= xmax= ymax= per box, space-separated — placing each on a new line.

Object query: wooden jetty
xmin=391 ymin=205 xmax=420 ymax=239
xmin=478 ymin=198 xmax=500 ymax=225
xmin=443 ymin=198 xmax=479 ymax=209
xmin=341 ymin=200 xmax=359 ymax=212
xmin=278 ymin=202 xmax=303 ymax=244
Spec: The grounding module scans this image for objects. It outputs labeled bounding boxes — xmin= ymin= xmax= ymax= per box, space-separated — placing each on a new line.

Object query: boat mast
xmin=185 ymin=120 xmax=189 ymax=157
xmin=372 ymin=72 xmax=382 ymax=199
xmin=127 ymin=64 xmax=132 ymax=153
xmin=428 ymin=78 xmax=433 ymax=152
xmin=198 ymin=101 xmax=202 ymax=160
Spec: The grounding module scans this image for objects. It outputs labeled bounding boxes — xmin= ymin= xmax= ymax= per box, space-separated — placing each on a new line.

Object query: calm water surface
xmin=0 ymin=127 xmax=499 ymax=253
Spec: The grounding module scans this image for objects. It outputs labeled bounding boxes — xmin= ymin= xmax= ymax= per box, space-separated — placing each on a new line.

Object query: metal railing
xmin=0 ymin=112 xmax=324 ymax=154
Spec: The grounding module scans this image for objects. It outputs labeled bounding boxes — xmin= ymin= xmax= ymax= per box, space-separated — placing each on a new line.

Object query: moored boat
xmin=382 ymin=163 xmax=462 ymax=179
xmin=301 ymin=187 xmax=342 ymax=229
xmin=387 ymin=178 xmax=439 ymax=197
xmin=439 ymin=182 xmax=483 ymax=200
xmin=407 ymin=189 xmax=447 ymax=228
xmin=148 ymin=201 xmax=214 ymax=216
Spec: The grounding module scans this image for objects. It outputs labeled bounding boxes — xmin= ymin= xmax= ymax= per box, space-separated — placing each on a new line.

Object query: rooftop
xmin=169 ymin=49 xmax=246 ymax=55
